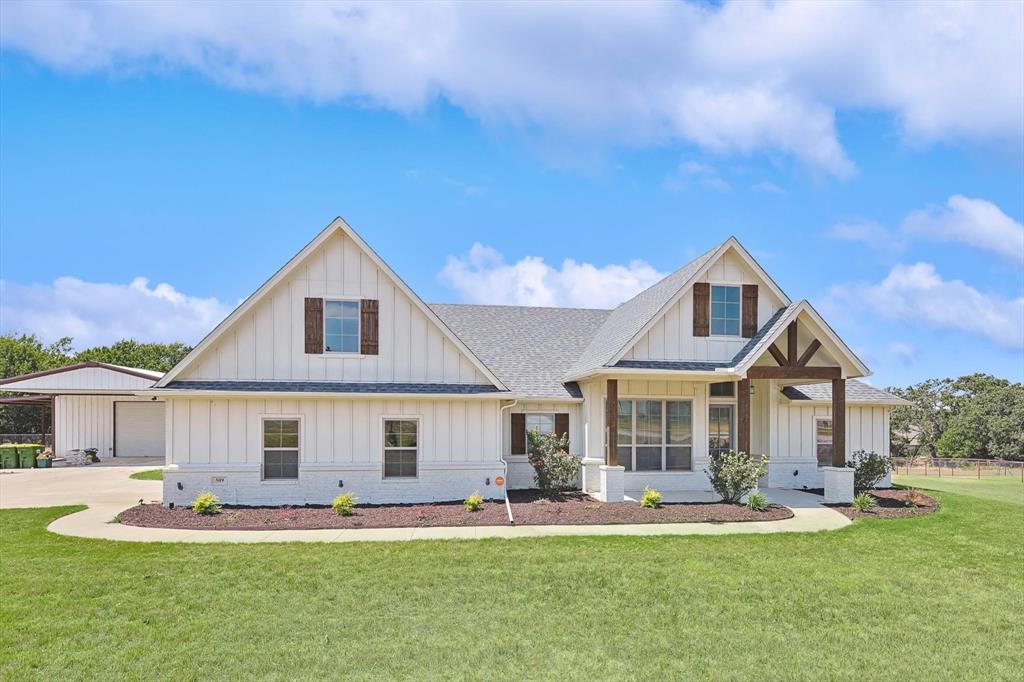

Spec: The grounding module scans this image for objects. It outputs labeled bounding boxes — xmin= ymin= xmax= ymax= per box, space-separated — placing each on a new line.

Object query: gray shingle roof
xmin=163 ymin=381 xmax=504 ymax=395
xmin=430 ymin=304 xmax=610 ymax=399
xmin=613 ymin=360 xmax=730 ymax=371
xmin=782 ymin=380 xmax=908 ymax=404
xmin=729 ymin=304 xmax=798 ymax=364
xmin=565 ymin=242 xmax=723 ymax=379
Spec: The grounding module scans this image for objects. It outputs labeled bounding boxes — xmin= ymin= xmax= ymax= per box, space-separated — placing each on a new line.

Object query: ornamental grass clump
xmin=331 ymin=492 xmax=358 ymax=516
xmin=464 ymin=492 xmax=484 ymax=512
xmin=852 ymin=492 xmax=876 ymax=513
xmin=847 ymin=450 xmax=892 ymax=494
xmin=746 ymin=491 xmax=769 ymax=512
xmin=191 ymin=491 xmax=222 ymax=515
xmin=705 ymin=451 xmax=767 ymax=504
xmin=527 ymin=431 xmax=579 ymax=497
xmin=640 ymin=487 xmax=662 ymax=509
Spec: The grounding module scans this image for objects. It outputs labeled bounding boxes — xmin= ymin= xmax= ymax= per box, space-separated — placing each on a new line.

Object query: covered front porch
xmin=580 ymin=315 xmax=858 ymax=503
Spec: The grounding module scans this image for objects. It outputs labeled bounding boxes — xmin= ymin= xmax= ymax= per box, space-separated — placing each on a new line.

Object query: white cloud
xmin=664 ymin=159 xmax=731 ymax=193
xmin=0 ymin=276 xmax=231 ymax=348
xmin=751 ymin=181 xmax=785 ymax=194
xmin=902 ymin=195 xmax=1024 ymax=262
xmin=888 ymin=342 xmax=919 ymax=367
xmin=828 ymin=219 xmax=906 ymax=255
xmin=2 ymin=1 xmax=1020 ymax=176
xmin=829 ymin=262 xmax=1024 ymax=350
xmin=438 ymin=243 xmax=666 ymax=309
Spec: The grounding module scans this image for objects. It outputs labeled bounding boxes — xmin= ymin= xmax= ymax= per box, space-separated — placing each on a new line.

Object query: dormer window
xmin=710 ymin=285 xmax=741 ymax=336
xmin=325 ymin=300 xmax=360 ymax=353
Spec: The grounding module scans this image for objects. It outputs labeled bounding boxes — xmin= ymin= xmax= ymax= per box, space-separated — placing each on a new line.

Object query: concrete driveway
xmin=0 ymin=463 xmax=162 ymax=509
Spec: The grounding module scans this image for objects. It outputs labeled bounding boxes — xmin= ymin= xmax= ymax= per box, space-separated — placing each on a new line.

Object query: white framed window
xmin=710 ymin=285 xmax=741 ymax=336
xmin=815 ymin=417 xmax=833 ymax=467
xmin=324 ymin=299 xmax=360 ymax=353
xmin=524 ymin=413 xmax=556 ymax=454
xmin=262 ymin=417 xmax=300 ymax=480
xmin=708 ymin=404 xmax=734 ymax=456
xmin=615 ymin=399 xmax=693 ymax=472
xmin=383 ymin=418 xmax=418 ymax=479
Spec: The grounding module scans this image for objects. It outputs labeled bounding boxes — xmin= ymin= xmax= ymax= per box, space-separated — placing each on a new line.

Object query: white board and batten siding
xmin=179 ymin=230 xmax=489 ymax=385
xmin=162 ymin=396 xmax=506 ymax=506
xmin=621 ymin=250 xmax=786 ymax=363
xmin=54 ymin=395 xmax=164 ymax=458
xmin=767 ymin=401 xmax=891 ymax=488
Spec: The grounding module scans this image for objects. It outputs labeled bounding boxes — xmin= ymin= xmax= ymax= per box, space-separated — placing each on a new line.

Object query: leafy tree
xmin=76 ymin=339 xmax=191 ymax=373
xmin=889 ymin=374 xmax=1024 ymax=461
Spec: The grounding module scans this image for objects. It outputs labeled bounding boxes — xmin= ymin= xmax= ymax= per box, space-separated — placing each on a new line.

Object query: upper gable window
xmin=325 ymin=300 xmax=360 ymax=353
xmin=710 ymin=285 xmax=741 ymax=336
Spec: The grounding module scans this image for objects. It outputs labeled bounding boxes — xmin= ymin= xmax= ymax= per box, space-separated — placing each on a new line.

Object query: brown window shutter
xmin=510 ymin=413 xmax=526 ymax=455
xmin=741 ymin=284 xmax=758 ymax=338
xmin=304 ymin=297 xmax=323 ymax=354
xmin=555 ymin=413 xmax=570 ymax=446
xmin=693 ymin=282 xmax=710 ymax=337
xmin=360 ymin=299 xmax=379 ymax=355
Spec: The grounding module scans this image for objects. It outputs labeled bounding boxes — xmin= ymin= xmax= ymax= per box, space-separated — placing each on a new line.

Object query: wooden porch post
xmin=832 ymin=378 xmax=846 ymax=467
xmin=605 ymin=379 xmax=618 ymax=466
xmin=737 ymin=378 xmax=751 ymax=454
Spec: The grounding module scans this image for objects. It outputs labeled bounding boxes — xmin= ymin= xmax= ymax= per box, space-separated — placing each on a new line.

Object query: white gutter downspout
xmin=498 ymin=399 xmax=518 ymax=524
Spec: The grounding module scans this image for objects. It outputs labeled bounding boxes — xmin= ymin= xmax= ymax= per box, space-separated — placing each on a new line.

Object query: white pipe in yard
xmin=498 ymin=399 xmax=518 ymax=524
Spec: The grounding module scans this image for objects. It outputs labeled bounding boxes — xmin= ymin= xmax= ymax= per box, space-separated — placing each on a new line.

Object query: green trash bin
xmin=0 ymin=444 xmax=18 ymax=469
xmin=17 ymin=445 xmax=43 ymax=469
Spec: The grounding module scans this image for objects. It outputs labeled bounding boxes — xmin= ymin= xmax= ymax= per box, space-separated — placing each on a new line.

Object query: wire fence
xmin=891 ymin=457 xmax=1024 ymax=481
xmin=0 ymin=434 xmax=54 ymax=447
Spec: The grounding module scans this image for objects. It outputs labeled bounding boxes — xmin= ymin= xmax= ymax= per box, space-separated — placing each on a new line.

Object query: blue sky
xmin=1 ymin=1 xmax=1022 ymax=389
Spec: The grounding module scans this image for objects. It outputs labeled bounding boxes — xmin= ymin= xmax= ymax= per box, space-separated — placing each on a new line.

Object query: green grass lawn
xmin=894 ymin=473 xmax=1024 ymax=506
xmin=2 ymin=493 xmax=1021 ymax=680
xmin=128 ymin=469 xmax=163 ymax=481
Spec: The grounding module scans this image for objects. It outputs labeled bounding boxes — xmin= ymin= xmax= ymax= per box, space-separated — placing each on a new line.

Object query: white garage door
xmin=115 ymin=402 xmax=166 ymax=458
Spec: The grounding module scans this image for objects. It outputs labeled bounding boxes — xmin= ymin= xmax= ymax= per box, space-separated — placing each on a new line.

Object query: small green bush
xmin=852 ymin=492 xmax=876 ymax=512
xmin=746 ymin=491 xmax=769 ymax=512
xmin=706 ymin=451 xmax=767 ymax=503
xmin=846 ymin=450 xmax=892 ymax=494
xmin=527 ymin=431 xmax=579 ymax=496
xmin=464 ymin=492 xmax=484 ymax=512
xmin=191 ymin=491 xmax=221 ymax=515
xmin=640 ymin=487 xmax=662 ymax=509
xmin=331 ymin=492 xmax=358 ymax=516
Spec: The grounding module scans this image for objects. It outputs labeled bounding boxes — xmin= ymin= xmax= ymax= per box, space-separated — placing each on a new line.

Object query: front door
xmin=708 ymin=405 xmax=733 ymax=456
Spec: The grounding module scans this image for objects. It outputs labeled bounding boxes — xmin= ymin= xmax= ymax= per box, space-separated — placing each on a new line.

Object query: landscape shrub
xmin=191 ymin=491 xmax=222 ymax=515
xmin=846 ymin=450 xmax=892 ymax=493
xmin=705 ymin=451 xmax=767 ymax=503
xmin=331 ymin=492 xmax=358 ymax=516
xmin=527 ymin=431 xmax=579 ymax=496
xmin=852 ymin=492 xmax=876 ymax=512
xmin=464 ymin=492 xmax=484 ymax=512
xmin=746 ymin=491 xmax=769 ymax=512
xmin=640 ymin=487 xmax=662 ymax=509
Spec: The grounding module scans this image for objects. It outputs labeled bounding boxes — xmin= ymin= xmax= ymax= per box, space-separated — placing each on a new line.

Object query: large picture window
xmin=263 ymin=418 xmax=299 ymax=480
xmin=710 ymin=285 xmax=741 ymax=336
xmin=816 ymin=418 xmax=833 ymax=467
xmin=616 ymin=399 xmax=692 ymax=472
xmin=324 ymin=299 xmax=360 ymax=353
xmin=384 ymin=419 xmax=418 ymax=478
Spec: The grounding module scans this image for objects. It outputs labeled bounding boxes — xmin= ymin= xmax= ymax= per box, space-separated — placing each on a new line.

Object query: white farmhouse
xmin=141 ymin=218 xmax=904 ymax=506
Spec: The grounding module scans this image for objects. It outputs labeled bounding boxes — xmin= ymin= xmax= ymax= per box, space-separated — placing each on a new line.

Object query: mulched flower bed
xmin=117 ymin=489 xmax=792 ymax=531
xmin=805 ymin=488 xmax=939 ymax=520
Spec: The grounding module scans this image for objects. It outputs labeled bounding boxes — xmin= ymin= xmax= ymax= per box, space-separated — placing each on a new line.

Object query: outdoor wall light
xmin=793 ymin=469 xmax=799 ymax=476
xmin=338 ymin=479 xmax=344 ymax=488
xmin=485 ymin=477 xmax=491 ymax=485
xmin=177 ymin=481 xmax=183 ymax=490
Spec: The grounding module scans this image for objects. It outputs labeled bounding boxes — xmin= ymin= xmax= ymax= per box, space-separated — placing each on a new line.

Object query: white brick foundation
xmin=163 ymin=462 xmax=506 ymax=507
xmin=823 ymin=466 xmax=855 ymax=504
xmin=597 ymin=465 xmax=625 ymax=502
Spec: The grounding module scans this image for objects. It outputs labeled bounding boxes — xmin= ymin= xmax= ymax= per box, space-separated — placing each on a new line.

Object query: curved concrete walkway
xmin=2 ymin=466 xmax=850 ymax=543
